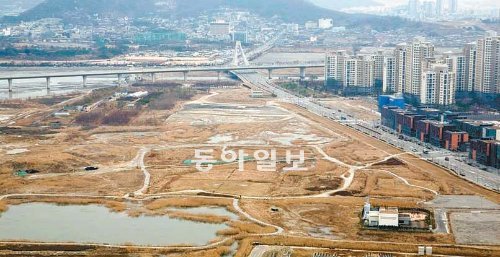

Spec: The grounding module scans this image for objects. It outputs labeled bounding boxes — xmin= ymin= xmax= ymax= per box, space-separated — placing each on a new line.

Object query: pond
xmin=0 ymin=203 xmax=232 ymax=246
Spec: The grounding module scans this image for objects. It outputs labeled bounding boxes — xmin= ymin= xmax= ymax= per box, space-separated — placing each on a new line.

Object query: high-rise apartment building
xmin=449 ymin=0 xmax=458 ymax=14
xmin=394 ymin=43 xmax=407 ymax=94
xmin=408 ymin=0 xmax=420 ymax=18
xmin=380 ymin=34 xmax=498 ymax=105
xmin=474 ymin=32 xmax=500 ymax=94
xmin=325 ymin=51 xmax=347 ymax=89
xmin=383 ymin=56 xmax=397 ymax=93
xmin=420 ymin=64 xmax=456 ymax=105
xmin=453 ymin=55 xmax=468 ymax=92
xmin=436 ymin=0 xmax=444 ymax=16
xmin=404 ymin=37 xmax=435 ymax=96
xmin=463 ymin=42 xmax=477 ymax=92
xmin=325 ymin=51 xmax=375 ymax=93
xmin=372 ymin=51 xmax=385 ymax=86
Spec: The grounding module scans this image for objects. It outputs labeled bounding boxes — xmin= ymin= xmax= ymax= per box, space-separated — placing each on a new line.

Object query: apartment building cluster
xmin=381 ymin=105 xmax=500 ymax=169
xmin=386 ymin=32 xmax=500 ymax=105
xmin=324 ymin=50 xmax=384 ymax=95
xmin=325 ymin=32 xmax=500 ymax=106
xmin=407 ymin=0 xmax=458 ymax=20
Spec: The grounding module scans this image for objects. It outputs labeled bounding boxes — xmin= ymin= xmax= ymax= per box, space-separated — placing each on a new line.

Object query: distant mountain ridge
xmin=309 ymin=0 xmax=380 ymax=11
xmin=6 ymin=0 xmax=415 ymax=31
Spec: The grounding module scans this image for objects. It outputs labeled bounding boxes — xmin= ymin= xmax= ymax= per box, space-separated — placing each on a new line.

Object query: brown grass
xmin=0 ymin=201 xmax=8 ymax=213
xmin=235 ymin=238 xmax=253 ymax=257
xmin=6 ymin=197 xmax=126 ymax=213
xmin=235 ymin=236 xmax=499 ymax=257
xmin=216 ymin=228 xmax=240 ymax=236
xmin=228 ymin=220 xmax=276 ymax=235
xmin=172 ymin=246 xmax=232 ymax=257
xmin=282 ymin=102 xmax=500 ymax=203
xmin=165 ymin=210 xmax=231 ymax=224
xmin=145 ymin=197 xmax=235 ymax=212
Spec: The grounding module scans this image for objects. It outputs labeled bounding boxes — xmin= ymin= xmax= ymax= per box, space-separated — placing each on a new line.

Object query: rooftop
xmin=379 ymin=207 xmax=398 ymax=214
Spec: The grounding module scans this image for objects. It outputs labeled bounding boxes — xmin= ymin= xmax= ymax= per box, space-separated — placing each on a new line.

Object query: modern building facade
xmin=420 ymin=64 xmax=456 ymax=106
xmin=380 ymin=33 xmax=498 ymax=105
xmin=405 ymin=37 xmax=435 ymax=97
xmin=325 ymin=51 xmax=376 ymax=94
xmin=474 ymin=32 xmax=500 ymax=94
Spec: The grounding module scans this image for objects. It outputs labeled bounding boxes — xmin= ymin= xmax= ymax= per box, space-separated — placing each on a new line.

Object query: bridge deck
xmin=0 ymin=64 xmax=324 ymax=80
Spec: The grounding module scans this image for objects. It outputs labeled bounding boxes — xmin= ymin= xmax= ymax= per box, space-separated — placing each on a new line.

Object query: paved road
xmin=434 ymin=208 xmax=449 ymax=234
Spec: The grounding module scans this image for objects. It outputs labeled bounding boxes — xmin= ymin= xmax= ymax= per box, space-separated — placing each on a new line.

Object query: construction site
xmin=0 ymin=78 xmax=499 ymax=257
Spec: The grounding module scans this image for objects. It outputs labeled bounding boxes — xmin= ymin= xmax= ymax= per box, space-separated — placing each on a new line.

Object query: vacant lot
xmin=0 ymin=86 xmax=499 ymax=256
xmin=450 ymin=212 xmax=500 ymax=245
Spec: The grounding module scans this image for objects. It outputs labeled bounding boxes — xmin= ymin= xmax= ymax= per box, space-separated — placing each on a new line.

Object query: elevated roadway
xmin=0 ymin=63 xmax=323 ymax=92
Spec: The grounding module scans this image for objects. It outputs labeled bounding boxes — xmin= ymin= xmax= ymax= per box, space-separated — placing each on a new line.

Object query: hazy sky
xmin=312 ymin=0 xmax=500 ymax=9
xmin=373 ymin=0 xmax=500 ymax=8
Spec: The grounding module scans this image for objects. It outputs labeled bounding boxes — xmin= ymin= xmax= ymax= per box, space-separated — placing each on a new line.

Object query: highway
xmin=234 ymin=71 xmax=500 ymax=192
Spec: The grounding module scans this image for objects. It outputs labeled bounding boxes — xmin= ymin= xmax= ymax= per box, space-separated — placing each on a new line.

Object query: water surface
xmin=0 ymin=203 xmax=230 ymax=246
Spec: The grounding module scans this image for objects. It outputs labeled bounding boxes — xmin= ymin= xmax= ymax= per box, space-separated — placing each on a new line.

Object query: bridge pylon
xmin=232 ymin=41 xmax=250 ymax=67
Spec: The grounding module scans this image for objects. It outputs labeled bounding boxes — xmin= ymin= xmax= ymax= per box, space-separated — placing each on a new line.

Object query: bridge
xmin=0 ymin=40 xmax=324 ymax=92
xmin=0 ymin=63 xmax=323 ymax=92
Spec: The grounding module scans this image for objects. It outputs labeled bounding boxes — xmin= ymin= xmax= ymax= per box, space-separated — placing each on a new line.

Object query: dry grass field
xmin=0 ymin=85 xmax=498 ymax=256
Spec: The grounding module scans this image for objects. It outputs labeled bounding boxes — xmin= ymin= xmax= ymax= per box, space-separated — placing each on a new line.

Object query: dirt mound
xmin=305 ymin=177 xmax=343 ymax=192
xmin=373 ymin=157 xmax=406 ymax=166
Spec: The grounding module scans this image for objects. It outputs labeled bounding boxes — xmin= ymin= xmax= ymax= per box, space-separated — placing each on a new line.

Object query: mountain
xmin=7 ymin=0 xmax=415 ymax=31
xmin=0 ymin=0 xmax=43 ymax=10
xmin=0 ymin=0 xmax=44 ymax=16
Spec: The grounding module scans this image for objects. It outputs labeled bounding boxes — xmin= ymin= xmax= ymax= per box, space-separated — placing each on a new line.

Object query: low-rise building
xmin=416 ymin=120 xmax=433 ymax=142
xmin=470 ymin=139 xmax=499 ymax=168
xmin=378 ymin=207 xmax=399 ymax=227
xmin=429 ymin=121 xmax=456 ymax=147
xmin=401 ymin=113 xmax=426 ymax=137
xmin=443 ymin=131 xmax=469 ymax=151
xmin=454 ymin=120 xmax=495 ymax=140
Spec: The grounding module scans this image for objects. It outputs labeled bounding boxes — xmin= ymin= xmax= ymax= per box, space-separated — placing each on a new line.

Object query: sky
xmin=374 ymin=0 xmax=500 ymax=8
xmin=312 ymin=0 xmax=500 ymax=10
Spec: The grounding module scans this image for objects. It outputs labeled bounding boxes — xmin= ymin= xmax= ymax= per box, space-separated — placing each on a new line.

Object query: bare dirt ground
xmin=450 ymin=211 xmax=500 ymax=245
xmin=320 ymin=96 xmax=380 ymax=122
xmin=0 ymin=86 xmax=499 ymax=256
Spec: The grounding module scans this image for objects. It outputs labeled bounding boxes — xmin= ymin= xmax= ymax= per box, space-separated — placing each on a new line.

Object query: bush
xmin=75 ymin=111 xmax=104 ymax=125
xmin=149 ymin=94 xmax=177 ymax=110
xmin=102 ymin=110 xmax=139 ymax=125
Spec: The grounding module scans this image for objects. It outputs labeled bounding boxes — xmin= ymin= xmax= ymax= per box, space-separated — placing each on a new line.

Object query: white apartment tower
xmin=453 ymin=55 xmax=468 ymax=92
xmin=450 ymin=0 xmax=458 ymax=13
xmin=372 ymin=50 xmax=385 ymax=86
xmin=463 ymin=42 xmax=477 ymax=92
xmin=436 ymin=0 xmax=444 ymax=16
xmin=420 ymin=64 xmax=456 ymax=105
xmin=474 ymin=32 xmax=500 ymax=94
xmin=325 ymin=51 xmax=347 ymax=88
xmin=344 ymin=56 xmax=375 ymax=88
xmin=405 ymin=37 xmax=435 ymax=96
xmin=408 ymin=0 xmax=420 ymax=18
xmin=395 ymin=43 xmax=407 ymax=94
